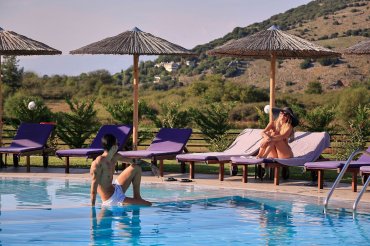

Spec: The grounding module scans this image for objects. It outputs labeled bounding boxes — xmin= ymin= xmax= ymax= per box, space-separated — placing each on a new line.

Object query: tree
xmin=1 ymin=56 xmax=23 ymax=93
xmin=336 ymin=105 xmax=369 ymax=160
xmin=149 ymin=102 xmax=191 ymax=128
xmin=55 ymin=98 xmax=100 ymax=148
xmin=105 ymin=100 xmax=156 ymax=125
xmin=302 ymin=106 xmax=337 ymax=134
xmin=190 ymin=103 xmax=234 ymax=151
xmin=4 ymin=94 xmax=53 ymax=128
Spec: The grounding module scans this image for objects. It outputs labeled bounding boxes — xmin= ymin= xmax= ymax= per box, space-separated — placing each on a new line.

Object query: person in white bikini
xmin=90 ymin=134 xmax=152 ymax=207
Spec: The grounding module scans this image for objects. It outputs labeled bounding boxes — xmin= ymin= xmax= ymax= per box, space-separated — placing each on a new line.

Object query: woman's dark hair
xmin=102 ymin=134 xmax=117 ymax=151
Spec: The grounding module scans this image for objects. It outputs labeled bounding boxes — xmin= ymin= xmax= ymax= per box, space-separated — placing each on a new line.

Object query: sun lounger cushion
xmin=0 ymin=123 xmax=55 ymax=154
xmin=118 ymin=128 xmax=192 ymax=158
xmin=176 ymin=128 xmax=263 ymax=162
xmin=56 ymin=125 xmax=132 ymax=158
xmin=305 ymin=146 xmax=370 ymax=169
xmin=360 ymin=166 xmax=370 ymax=173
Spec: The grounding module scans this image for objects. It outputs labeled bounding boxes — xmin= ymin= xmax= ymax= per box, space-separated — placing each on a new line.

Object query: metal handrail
xmin=323 ymin=148 xmax=364 ymax=213
xmin=353 ymin=150 xmax=370 ymax=211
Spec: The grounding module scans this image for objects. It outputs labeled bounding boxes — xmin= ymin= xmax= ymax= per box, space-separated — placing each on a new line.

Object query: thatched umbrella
xmin=0 ymin=27 xmax=61 ymax=146
xmin=70 ymin=27 xmax=194 ymax=150
xmin=208 ymin=25 xmax=341 ymax=122
xmin=344 ymin=39 xmax=370 ymax=55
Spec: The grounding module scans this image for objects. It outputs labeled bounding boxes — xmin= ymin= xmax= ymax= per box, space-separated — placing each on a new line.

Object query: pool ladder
xmin=324 ymin=149 xmax=370 ymax=213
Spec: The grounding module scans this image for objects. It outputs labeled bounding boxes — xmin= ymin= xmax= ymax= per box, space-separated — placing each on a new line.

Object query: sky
xmin=1 ymin=0 xmax=312 ymax=76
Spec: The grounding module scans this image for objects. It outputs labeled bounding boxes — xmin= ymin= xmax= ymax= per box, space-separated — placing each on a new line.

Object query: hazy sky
xmin=1 ymin=0 xmax=312 ymax=76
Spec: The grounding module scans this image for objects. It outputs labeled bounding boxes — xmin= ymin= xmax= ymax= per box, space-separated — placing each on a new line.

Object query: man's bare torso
xmin=90 ymin=155 xmax=116 ymax=201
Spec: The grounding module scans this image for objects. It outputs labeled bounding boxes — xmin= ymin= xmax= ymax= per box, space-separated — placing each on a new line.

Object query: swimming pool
xmin=1 ymin=177 xmax=370 ymax=245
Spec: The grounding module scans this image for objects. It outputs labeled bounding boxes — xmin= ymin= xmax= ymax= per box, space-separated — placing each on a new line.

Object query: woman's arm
xmin=261 ymin=122 xmax=274 ymax=139
xmin=271 ymin=126 xmax=292 ymax=142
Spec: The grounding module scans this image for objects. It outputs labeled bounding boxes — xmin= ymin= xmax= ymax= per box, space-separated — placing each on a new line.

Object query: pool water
xmin=1 ymin=178 xmax=370 ymax=245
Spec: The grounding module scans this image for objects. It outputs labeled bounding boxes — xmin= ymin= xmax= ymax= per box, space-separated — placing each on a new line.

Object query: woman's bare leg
xmin=274 ymin=141 xmax=293 ymax=158
xmin=263 ymin=143 xmax=278 ymax=158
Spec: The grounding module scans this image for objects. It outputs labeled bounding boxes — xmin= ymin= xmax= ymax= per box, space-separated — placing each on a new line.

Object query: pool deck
xmin=2 ymin=166 xmax=370 ymax=211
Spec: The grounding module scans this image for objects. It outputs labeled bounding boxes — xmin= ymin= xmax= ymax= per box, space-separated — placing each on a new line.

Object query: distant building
xmin=163 ymin=62 xmax=180 ymax=72
xmin=155 ymin=62 xmax=180 ymax=72
xmin=186 ymin=60 xmax=196 ymax=67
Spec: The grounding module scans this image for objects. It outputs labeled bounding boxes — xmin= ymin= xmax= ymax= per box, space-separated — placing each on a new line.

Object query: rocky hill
xmin=173 ymin=0 xmax=370 ymax=93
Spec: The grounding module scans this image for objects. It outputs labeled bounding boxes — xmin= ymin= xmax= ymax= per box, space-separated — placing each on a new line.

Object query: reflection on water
xmin=0 ymin=179 xmax=51 ymax=209
xmin=91 ymin=206 xmax=142 ymax=245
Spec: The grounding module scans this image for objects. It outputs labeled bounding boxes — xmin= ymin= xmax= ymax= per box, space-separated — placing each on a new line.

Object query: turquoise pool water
xmin=1 ymin=178 xmax=370 ymax=245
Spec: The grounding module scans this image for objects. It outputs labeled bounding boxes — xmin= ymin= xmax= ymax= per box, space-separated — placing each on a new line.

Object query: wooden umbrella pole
xmin=269 ymin=53 xmax=276 ymax=123
xmin=0 ymin=55 xmax=2 ymax=147
xmin=133 ymin=54 xmax=139 ymax=150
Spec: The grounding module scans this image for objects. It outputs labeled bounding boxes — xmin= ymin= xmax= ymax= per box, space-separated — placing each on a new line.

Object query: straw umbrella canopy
xmin=208 ymin=25 xmax=341 ymax=122
xmin=70 ymin=27 xmax=194 ymax=150
xmin=0 ymin=27 xmax=62 ymax=146
xmin=344 ymin=39 xmax=370 ymax=55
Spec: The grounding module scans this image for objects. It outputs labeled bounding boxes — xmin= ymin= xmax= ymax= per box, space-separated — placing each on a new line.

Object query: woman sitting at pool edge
xmin=256 ymin=107 xmax=299 ymax=159
xmin=90 ymin=134 xmax=152 ymax=207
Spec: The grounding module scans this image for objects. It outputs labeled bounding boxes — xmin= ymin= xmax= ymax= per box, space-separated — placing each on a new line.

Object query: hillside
xmin=179 ymin=0 xmax=370 ymax=93
xmin=3 ymin=0 xmax=369 ymax=124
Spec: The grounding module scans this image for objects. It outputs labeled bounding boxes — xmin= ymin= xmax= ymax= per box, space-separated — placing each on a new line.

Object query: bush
xmin=105 ymin=100 xmax=156 ymax=125
xmin=336 ymin=105 xmax=369 ymax=160
xmin=318 ymin=58 xmax=340 ymax=66
xmin=255 ymin=106 xmax=269 ymax=129
xmin=149 ymin=102 xmax=191 ymax=128
xmin=4 ymin=94 xmax=53 ymax=127
xmin=190 ymin=103 xmax=234 ymax=151
xmin=301 ymin=106 xmax=337 ymax=134
xmin=305 ymin=82 xmax=323 ymax=94
xmin=300 ymin=59 xmax=312 ymax=69
xmin=337 ymin=87 xmax=370 ymax=122
xmin=55 ymin=98 xmax=100 ymax=148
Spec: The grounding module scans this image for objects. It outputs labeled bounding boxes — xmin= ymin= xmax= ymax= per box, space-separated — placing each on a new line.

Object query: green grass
xmin=9 ymin=156 xmax=358 ymax=184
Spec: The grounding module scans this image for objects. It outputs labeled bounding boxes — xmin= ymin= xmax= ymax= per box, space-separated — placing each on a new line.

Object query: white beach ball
xmin=28 ymin=101 xmax=36 ymax=110
xmin=263 ymin=105 xmax=270 ymax=114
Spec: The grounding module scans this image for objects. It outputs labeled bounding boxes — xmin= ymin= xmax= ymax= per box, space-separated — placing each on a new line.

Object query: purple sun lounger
xmin=305 ymin=146 xmax=370 ymax=192
xmin=56 ymin=125 xmax=132 ymax=173
xmin=118 ymin=128 xmax=192 ymax=177
xmin=231 ymin=131 xmax=330 ymax=185
xmin=0 ymin=123 xmax=55 ymax=172
xmin=176 ymin=129 xmax=263 ymax=181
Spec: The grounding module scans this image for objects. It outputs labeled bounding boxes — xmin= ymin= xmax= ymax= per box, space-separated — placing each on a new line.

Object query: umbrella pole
xmin=0 ymin=55 xmax=2 ymax=147
xmin=133 ymin=54 xmax=139 ymax=150
xmin=269 ymin=53 xmax=276 ymax=123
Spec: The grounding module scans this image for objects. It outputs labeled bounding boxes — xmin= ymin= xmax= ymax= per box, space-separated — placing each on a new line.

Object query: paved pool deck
xmin=1 ymin=166 xmax=370 ymax=212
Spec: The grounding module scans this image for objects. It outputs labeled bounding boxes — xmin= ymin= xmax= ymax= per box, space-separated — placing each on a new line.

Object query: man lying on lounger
xmin=90 ymin=134 xmax=152 ymax=207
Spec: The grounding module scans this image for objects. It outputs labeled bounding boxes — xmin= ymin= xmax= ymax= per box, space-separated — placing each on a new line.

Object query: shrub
xmin=190 ymin=103 xmax=234 ymax=151
xmin=335 ymin=105 xmax=369 ymax=160
xmin=337 ymin=87 xmax=370 ymax=122
xmin=285 ymin=81 xmax=296 ymax=86
xmin=149 ymin=102 xmax=191 ymax=128
xmin=105 ymin=100 xmax=156 ymax=125
xmin=300 ymin=59 xmax=311 ymax=69
xmin=4 ymin=94 xmax=53 ymax=127
xmin=255 ymin=106 xmax=269 ymax=129
xmin=55 ymin=98 xmax=100 ymax=148
xmin=301 ymin=106 xmax=337 ymax=134
xmin=305 ymin=82 xmax=323 ymax=94
xmin=318 ymin=58 xmax=339 ymax=66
